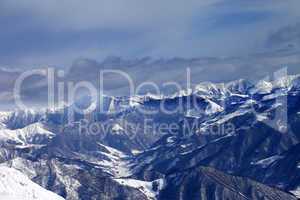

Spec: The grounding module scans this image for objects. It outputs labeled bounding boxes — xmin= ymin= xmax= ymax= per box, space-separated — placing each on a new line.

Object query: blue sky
xmin=0 ymin=0 xmax=299 ymax=67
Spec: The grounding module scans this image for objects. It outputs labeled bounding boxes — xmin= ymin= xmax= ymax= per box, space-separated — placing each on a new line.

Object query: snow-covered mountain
xmin=0 ymin=166 xmax=64 ymax=200
xmin=0 ymin=74 xmax=300 ymax=199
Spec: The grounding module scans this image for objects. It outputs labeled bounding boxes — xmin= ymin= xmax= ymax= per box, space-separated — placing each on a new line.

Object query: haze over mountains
xmin=1 ymin=48 xmax=300 ymax=109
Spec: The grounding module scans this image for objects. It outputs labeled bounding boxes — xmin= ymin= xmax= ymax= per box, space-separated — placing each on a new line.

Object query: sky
xmin=0 ymin=0 xmax=299 ymax=68
xmin=0 ymin=0 xmax=300 ymax=109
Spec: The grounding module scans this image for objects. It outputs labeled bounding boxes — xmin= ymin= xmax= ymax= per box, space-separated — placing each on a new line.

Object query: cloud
xmin=0 ymin=0 xmax=299 ymax=67
xmin=0 ymin=0 xmax=219 ymax=31
xmin=266 ymin=22 xmax=300 ymax=50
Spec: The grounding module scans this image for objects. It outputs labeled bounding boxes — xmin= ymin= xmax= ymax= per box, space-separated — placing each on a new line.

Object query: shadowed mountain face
xmin=160 ymin=166 xmax=298 ymax=200
xmin=0 ymin=74 xmax=300 ymax=199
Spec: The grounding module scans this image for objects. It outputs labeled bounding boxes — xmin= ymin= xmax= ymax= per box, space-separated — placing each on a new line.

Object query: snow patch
xmin=131 ymin=149 xmax=142 ymax=155
xmin=111 ymin=123 xmax=124 ymax=132
xmin=185 ymin=109 xmax=201 ymax=119
xmin=166 ymin=136 xmax=176 ymax=143
xmin=205 ymin=99 xmax=224 ymax=115
xmin=180 ymin=143 xmax=192 ymax=148
xmin=129 ymin=96 xmax=143 ymax=107
xmin=256 ymin=114 xmax=268 ymax=122
xmin=97 ymin=143 xmax=132 ymax=178
xmin=211 ymin=134 xmax=234 ymax=143
xmin=114 ymin=178 xmax=164 ymax=200
xmin=254 ymin=80 xmax=273 ymax=94
xmin=290 ymin=186 xmax=300 ymax=198
xmin=251 ymin=155 xmax=283 ymax=168
xmin=216 ymin=109 xmax=249 ymax=125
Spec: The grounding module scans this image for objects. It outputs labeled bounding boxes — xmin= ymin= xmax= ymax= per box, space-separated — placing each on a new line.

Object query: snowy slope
xmin=0 ymin=166 xmax=64 ymax=200
xmin=0 ymin=111 xmax=11 ymax=129
xmin=0 ymin=122 xmax=55 ymax=146
xmin=290 ymin=187 xmax=300 ymax=199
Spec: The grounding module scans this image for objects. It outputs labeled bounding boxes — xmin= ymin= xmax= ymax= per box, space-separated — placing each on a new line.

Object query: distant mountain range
xmin=1 ymin=52 xmax=300 ymax=108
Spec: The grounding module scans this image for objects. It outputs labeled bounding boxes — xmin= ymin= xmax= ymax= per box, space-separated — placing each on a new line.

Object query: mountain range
xmin=0 ymin=74 xmax=300 ymax=199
